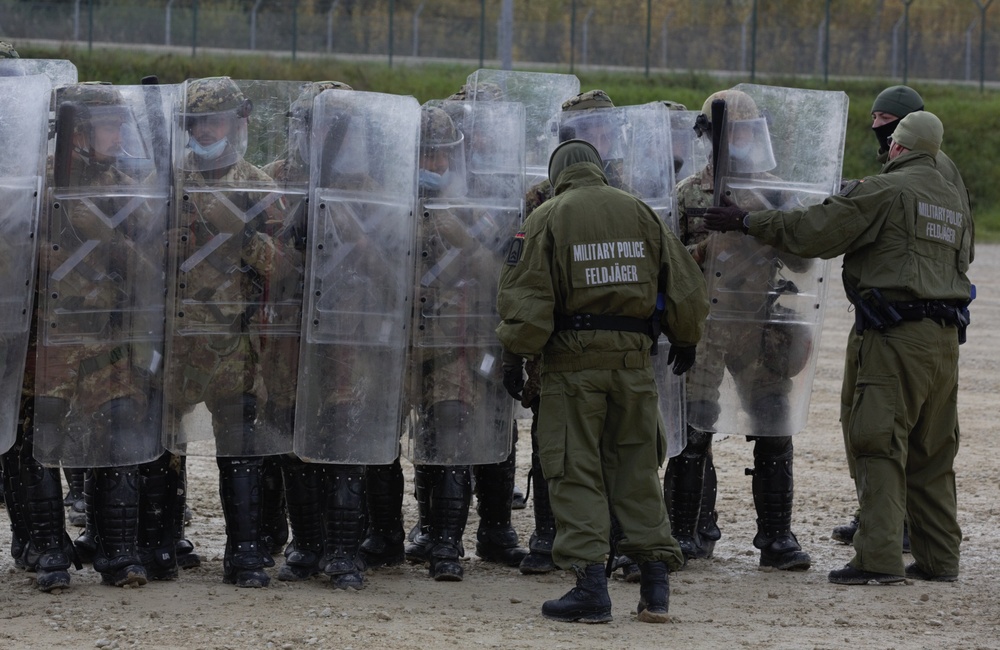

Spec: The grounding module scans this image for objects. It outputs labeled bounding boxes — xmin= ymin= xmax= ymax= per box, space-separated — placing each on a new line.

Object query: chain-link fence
xmin=2 ymin=1 xmax=996 ymax=86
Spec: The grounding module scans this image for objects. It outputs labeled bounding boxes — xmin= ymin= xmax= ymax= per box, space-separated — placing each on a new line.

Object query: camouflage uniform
xmin=0 ymin=41 xmax=18 ymax=58
xmin=164 ymin=77 xmax=294 ymax=588
xmin=666 ymin=89 xmax=812 ymax=571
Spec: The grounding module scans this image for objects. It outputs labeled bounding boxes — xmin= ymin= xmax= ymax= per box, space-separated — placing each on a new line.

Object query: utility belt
xmin=853 ymin=293 xmax=970 ymax=343
xmin=553 ymin=312 xmax=660 ymax=355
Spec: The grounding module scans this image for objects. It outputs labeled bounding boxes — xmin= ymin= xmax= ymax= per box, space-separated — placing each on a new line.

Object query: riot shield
xmin=465 ymin=69 xmax=579 ymax=188
xmin=0 ymin=59 xmax=77 ymax=87
xmin=690 ymin=84 xmax=848 ymax=438
xmin=405 ymin=100 xmax=525 ymax=465
xmin=670 ymin=110 xmax=711 ymax=187
xmin=0 ymin=74 xmax=50 ymax=456
xmin=163 ymin=78 xmax=306 ymax=457
xmin=35 ymin=82 xmax=176 ymax=467
xmin=294 ymin=90 xmax=421 ymax=464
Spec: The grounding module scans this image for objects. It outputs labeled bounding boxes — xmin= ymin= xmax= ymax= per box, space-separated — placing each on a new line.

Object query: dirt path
xmin=1 ymin=246 xmax=998 ymax=650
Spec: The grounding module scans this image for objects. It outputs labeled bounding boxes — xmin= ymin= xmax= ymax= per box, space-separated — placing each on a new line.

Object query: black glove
xmin=501 ymin=349 xmax=525 ymax=401
xmin=702 ymin=205 xmax=749 ymax=233
xmin=667 ymin=345 xmax=696 ymax=375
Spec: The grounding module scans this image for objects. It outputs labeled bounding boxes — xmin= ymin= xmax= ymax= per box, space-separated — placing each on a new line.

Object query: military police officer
xmin=497 ymin=139 xmax=709 ymax=623
xmin=703 ymin=111 xmax=971 ymax=585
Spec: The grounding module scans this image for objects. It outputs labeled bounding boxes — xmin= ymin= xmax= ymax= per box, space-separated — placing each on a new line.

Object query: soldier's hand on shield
xmin=667 ymin=345 xmax=697 ymax=375
xmin=435 ymin=211 xmax=479 ymax=251
xmin=702 ymin=205 xmax=749 ymax=233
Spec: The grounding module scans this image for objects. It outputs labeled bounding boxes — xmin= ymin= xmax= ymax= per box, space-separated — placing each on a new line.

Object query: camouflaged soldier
xmin=259 ymin=80 xmax=381 ymax=589
xmin=164 ymin=76 xmax=296 ymax=588
xmin=33 ymin=82 xmax=171 ymax=588
xmin=668 ymin=89 xmax=813 ymax=571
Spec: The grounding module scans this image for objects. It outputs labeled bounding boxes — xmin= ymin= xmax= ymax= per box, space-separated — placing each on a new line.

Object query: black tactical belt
xmin=889 ymin=300 xmax=964 ymax=326
xmin=554 ymin=313 xmax=650 ymax=335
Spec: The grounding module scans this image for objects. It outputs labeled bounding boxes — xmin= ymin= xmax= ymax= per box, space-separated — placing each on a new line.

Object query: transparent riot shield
xmin=0 ymin=74 xmax=50 ymax=456
xmin=405 ymin=100 xmax=525 ymax=465
xmin=164 ymin=78 xmax=307 ymax=457
xmin=615 ymin=102 xmax=687 ymax=457
xmin=35 ymin=83 xmax=177 ymax=467
xmin=465 ymin=69 xmax=579 ymax=188
xmin=0 ymin=59 xmax=78 ymax=87
xmin=670 ymin=110 xmax=710 ymax=187
xmin=293 ymin=90 xmax=420 ymax=464
xmin=691 ymin=84 xmax=848 ymax=438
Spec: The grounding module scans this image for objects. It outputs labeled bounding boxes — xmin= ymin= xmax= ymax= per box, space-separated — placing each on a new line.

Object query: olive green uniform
xmin=747 ymin=150 xmax=971 ymax=577
xmin=497 ymin=156 xmax=708 ymax=570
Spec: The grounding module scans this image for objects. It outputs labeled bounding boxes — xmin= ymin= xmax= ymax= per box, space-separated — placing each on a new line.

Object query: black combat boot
xmin=63 ymin=467 xmax=87 ymax=527
xmin=359 ymin=460 xmax=406 ymax=567
xmin=19 ymin=451 xmax=77 ymax=591
xmin=138 ymin=452 xmax=179 ymax=580
xmin=323 ymin=464 xmax=367 ymax=589
xmin=541 ymin=564 xmax=613 ymax=623
xmin=2 ymin=437 xmax=30 ymax=569
xmin=697 ymin=453 xmax=722 ymax=553
xmin=428 ymin=465 xmax=471 ymax=581
xmin=404 ymin=463 xmax=434 ymax=563
xmin=663 ymin=451 xmax=708 ymax=561
xmin=259 ymin=455 xmax=288 ymax=560
xmin=173 ymin=455 xmax=201 ymax=569
xmin=278 ymin=460 xmax=326 ymax=581
xmin=749 ymin=440 xmax=811 ymax=571
xmin=473 ymin=440 xmax=528 ymax=567
xmin=92 ymin=466 xmax=148 ymax=587
xmin=218 ymin=457 xmax=270 ymax=588
xmin=636 ymin=561 xmax=670 ymax=623
xmin=73 ymin=469 xmax=97 ymax=563
xmin=519 ymin=418 xmax=557 ymax=574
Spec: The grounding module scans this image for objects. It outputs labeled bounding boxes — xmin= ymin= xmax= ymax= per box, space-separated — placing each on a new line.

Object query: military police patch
xmin=505 ymin=231 xmax=525 ymax=266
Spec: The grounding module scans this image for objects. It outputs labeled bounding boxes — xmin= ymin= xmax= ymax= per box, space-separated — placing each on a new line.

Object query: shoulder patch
xmin=839 ymin=179 xmax=864 ymax=197
xmin=505 ymin=232 xmax=525 ymax=266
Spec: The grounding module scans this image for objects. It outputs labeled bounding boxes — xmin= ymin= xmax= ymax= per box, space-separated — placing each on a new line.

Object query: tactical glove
xmin=702 ymin=205 xmax=749 ymax=233
xmin=667 ymin=345 xmax=697 ymax=375
xmin=501 ymin=350 xmax=525 ymax=401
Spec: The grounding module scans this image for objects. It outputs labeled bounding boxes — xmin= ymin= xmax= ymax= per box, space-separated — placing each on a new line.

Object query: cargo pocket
xmin=537 ymin=392 xmax=568 ymax=479
xmin=848 ymin=375 xmax=897 ymax=459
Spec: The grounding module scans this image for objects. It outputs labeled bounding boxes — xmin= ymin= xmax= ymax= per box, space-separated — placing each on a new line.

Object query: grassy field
xmin=23 ymin=43 xmax=1000 ymax=240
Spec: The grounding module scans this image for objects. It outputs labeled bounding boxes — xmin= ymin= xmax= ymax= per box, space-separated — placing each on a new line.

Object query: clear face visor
xmin=85 ymin=105 xmax=147 ymax=161
xmin=559 ymin=110 xmax=624 ymax=161
xmin=182 ymin=109 xmax=248 ymax=171
xmin=725 ymin=117 xmax=776 ymax=174
xmin=419 ymin=135 xmax=466 ymax=198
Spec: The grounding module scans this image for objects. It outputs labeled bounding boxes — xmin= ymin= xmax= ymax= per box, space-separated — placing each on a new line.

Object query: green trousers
xmin=846 ymin=319 xmax=961 ymax=576
xmin=536 ymin=364 xmax=684 ymax=571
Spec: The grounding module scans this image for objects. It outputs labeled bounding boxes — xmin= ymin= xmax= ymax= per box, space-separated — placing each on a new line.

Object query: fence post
xmin=87 ymin=0 xmax=93 ymax=52
xmin=645 ymin=0 xmax=652 ymax=77
xmin=327 ymin=0 xmax=340 ymax=53
xmin=388 ymin=0 xmax=394 ymax=67
xmin=192 ymin=0 xmax=198 ymax=57
xmin=902 ymin=0 xmax=914 ymax=84
xmin=412 ymin=2 xmax=424 ymax=57
xmin=480 ymin=0 xmax=486 ymax=68
xmin=570 ymin=0 xmax=576 ymax=73
xmin=292 ymin=0 xmax=298 ymax=61
xmin=251 ymin=0 xmax=262 ymax=51
xmin=975 ymin=0 xmax=995 ymax=92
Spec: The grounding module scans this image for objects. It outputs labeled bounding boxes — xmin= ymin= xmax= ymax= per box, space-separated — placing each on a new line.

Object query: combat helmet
xmin=558 ymin=89 xmax=622 ymax=160
xmin=288 ymin=80 xmax=353 ymax=165
xmin=0 ymin=41 xmax=19 ymax=59
xmin=56 ymin=82 xmax=135 ymax=158
xmin=419 ymin=104 xmax=465 ymax=197
xmin=182 ymin=76 xmax=251 ymax=170
xmin=698 ymin=88 xmax=774 ymax=174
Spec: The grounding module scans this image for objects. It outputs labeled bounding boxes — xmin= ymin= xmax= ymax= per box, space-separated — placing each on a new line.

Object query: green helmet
xmin=871 ymin=85 xmax=924 ymax=119
xmin=0 ymin=41 xmax=19 ymax=59
xmin=57 ymin=82 xmax=129 ymax=135
xmin=448 ymin=81 xmax=505 ymax=102
xmin=185 ymin=76 xmax=251 ymax=117
xmin=290 ymin=80 xmax=352 ymax=122
xmin=891 ymin=110 xmax=942 ymax=157
xmin=420 ymin=105 xmax=461 ymax=148
xmin=561 ymin=89 xmax=614 ymax=112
